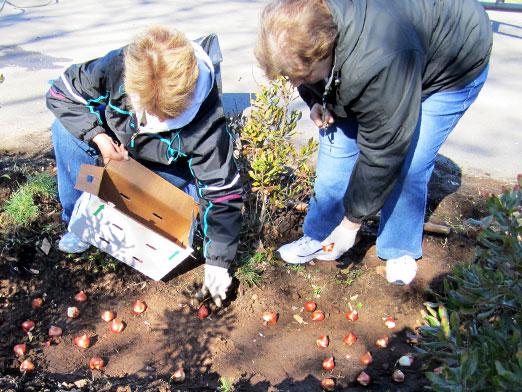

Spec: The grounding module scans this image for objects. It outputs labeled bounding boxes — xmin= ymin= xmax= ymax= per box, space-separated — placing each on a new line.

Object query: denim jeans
xmin=51 ymin=120 xmax=197 ymax=223
xmin=303 ymin=65 xmax=489 ymax=260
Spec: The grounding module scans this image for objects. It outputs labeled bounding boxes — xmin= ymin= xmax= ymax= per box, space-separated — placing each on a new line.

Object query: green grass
xmin=288 ymin=264 xmax=306 ymax=274
xmin=1 ymin=172 xmax=56 ymax=228
xmin=311 ymin=284 xmax=323 ymax=297
xmin=335 ymin=268 xmax=364 ymax=287
xmin=67 ymin=250 xmax=119 ymax=274
xmin=218 ymin=377 xmax=235 ymax=392
xmin=235 ymin=252 xmax=265 ymax=287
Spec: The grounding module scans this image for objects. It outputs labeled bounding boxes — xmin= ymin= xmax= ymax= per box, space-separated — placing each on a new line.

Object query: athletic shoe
xmin=58 ymin=231 xmax=91 ymax=253
xmin=277 ymin=235 xmax=338 ymax=264
xmin=386 ymin=255 xmax=418 ymax=285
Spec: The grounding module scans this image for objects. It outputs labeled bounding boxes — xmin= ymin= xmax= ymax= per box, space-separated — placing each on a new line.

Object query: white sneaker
xmin=386 ymin=255 xmax=418 ymax=285
xmin=58 ymin=231 xmax=91 ymax=253
xmin=277 ymin=236 xmax=338 ymax=264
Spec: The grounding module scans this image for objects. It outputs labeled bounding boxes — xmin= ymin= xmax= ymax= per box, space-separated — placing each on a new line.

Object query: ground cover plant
xmin=418 ymin=177 xmax=522 ymax=391
xmin=0 ymin=80 xmax=518 ymax=391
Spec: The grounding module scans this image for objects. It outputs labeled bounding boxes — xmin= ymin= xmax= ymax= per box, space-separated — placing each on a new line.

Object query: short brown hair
xmin=124 ymin=26 xmax=199 ymax=119
xmin=255 ymin=0 xmax=337 ymax=80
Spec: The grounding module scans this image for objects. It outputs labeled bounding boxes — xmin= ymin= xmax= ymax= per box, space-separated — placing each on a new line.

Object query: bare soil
xmin=0 ymin=153 xmax=513 ymax=392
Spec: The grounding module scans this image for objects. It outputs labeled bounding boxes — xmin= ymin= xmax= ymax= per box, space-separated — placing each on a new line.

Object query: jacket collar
xmin=325 ymin=0 xmax=366 ymax=75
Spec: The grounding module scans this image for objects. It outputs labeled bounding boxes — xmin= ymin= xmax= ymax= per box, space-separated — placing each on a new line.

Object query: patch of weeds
xmin=218 ymin=377 xmax=235 ymax=392
xmin=335 ymin=267 xmax=364 ymax=287
xmin=1 ymin=172 xmax=56 ymax=229
xmin=311 ymin=284 xmax=323 ymax=297
xmin=235 ymin=252 xmax=265 ymax=287
xmin=288 ymin=264 xmax=306 ymax=274
xmin=442 ymin=216 xmax=465 ymax=233
xmin=78 ymin=250 xmax=119 ymax=274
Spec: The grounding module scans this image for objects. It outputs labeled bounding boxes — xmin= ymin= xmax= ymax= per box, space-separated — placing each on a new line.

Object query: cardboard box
xmin=68 ymin=159 xmax=199 ymax=281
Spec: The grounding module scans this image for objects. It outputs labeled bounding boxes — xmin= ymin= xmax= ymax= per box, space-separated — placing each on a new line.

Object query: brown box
xmin=68 ymin=159 xmax=199 ymax=280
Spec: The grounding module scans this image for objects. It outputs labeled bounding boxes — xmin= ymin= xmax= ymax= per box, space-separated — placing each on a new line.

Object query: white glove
xmin=198 ymin=264 xmax=232 ymax=307
xmin=321 ymin=219 xmax=360 ymax=258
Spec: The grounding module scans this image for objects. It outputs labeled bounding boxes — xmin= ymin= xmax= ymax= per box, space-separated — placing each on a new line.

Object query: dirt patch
xmin=0 ymin=154 xmax=514 ymax=391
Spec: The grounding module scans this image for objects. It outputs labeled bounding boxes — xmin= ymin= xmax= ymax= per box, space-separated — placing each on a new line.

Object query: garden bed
xmin=0 ymin=151 xmax=513 ymax=391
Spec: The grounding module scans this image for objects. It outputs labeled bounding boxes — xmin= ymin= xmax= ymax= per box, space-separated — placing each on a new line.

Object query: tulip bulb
xmin=262 ymin=311 xmax=278 ymax=325
xmin=13 ymin=343 xmax=27 ymax=357
xmin=74 ymin=291 xmax=87 ymax=302
xmin=320 ymin=378 xmax=335 ymax=391
xmin=73 ymin=334 xmax=91 ymax=349
xmin=322 ymin=356 xmax=335 ymax=371
xmin=316 ymin=335 xmax=329 ymax=348
xmin=67 ymin=306 xmax=80 ymax=319
xmin=357 ymin=371 xmax=370 ymax=386
xmin=360 ymin=351 xmax=373 ymax=366
xmin=343 ymin=331 xmax=357 ymax=346
xmin=304 ymin=301 xmax=317 ymax=312
xmin=311 ymin=310 xmax=325 ymax=321
xmin=89 ymin=357 xmax=105 ymax=370
xmin=171 ymin=367 xmax=186 ymax=383
xmin=20 ymin=359 xmax=35 ymax=372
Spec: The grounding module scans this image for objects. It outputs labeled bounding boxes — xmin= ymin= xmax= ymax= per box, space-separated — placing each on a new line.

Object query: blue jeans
xmin=51 ymin=120 xmax=197 ymax=223
xmin=303 ymin=66 xmax=489 ymax=260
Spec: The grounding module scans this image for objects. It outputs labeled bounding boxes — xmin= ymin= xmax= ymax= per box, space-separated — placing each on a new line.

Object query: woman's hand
xmin=92 ymin=133 xmax=129 ymax=164
xmin=310 ymin=103 xmax=335 ymax=128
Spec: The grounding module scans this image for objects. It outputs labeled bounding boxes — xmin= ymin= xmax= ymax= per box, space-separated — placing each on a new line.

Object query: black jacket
xmin=298 ymin=0 xmax=492 ymax=222
xmin=46 ymin=34 xmax=242 ymax=269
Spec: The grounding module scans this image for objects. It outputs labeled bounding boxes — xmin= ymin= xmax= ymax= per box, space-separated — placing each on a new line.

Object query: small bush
xmin=230 ymin=77 xmax=317 ymax=248
xmin=418 ymin=176 xmax=522 ymax=391
xmin=228 ymin=77 xmax=317 ymax=277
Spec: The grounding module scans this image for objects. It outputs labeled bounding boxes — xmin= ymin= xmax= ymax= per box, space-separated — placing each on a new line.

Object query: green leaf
xmin=460 ymin=351 xmax=478 ymax=381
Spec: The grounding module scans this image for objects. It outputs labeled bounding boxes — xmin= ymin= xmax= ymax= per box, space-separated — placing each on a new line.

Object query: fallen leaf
xmin=74 ymin=379 xmax=89 ymax=388
xmin=40 ymin=238 xmax=51 ymax=255
xmin=293 ymin=314 xmax=307 ymax=324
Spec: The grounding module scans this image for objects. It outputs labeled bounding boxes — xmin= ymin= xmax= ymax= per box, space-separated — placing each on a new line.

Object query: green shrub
xmin=418 ymin=176 xmax=522 ymax=391
xmin=228 ymin=78 xmax=317 ymax=277
xmin=230 ymin=77 xmax=317 ymax=247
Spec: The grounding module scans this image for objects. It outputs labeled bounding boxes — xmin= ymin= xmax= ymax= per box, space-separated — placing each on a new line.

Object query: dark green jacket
xmin=299 ymin=0 xmax=492 ymax=222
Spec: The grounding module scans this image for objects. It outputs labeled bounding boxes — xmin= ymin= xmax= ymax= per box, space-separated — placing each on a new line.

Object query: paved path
xmin=0 ymin=1 xmax=520 ymax=179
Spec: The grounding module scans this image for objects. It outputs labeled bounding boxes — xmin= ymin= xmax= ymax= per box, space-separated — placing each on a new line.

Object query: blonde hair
xmin=255 ymin=0 xmax=337 ymax=80
xmin=124 ymin=26 xmax=199 ymax=119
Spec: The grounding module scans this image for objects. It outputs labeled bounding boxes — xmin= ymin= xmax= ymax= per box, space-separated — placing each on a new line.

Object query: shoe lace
xmin=296 ymin=236 xmax=320 ymax=252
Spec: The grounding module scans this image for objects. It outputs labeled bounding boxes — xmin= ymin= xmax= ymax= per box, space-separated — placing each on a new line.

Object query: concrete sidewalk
xmin=0 ymin=1 xmax=520 ymax=179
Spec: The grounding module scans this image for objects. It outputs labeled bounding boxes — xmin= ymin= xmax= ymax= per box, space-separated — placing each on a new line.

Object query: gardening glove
xmin=321 ymin=218 xmax=360 ymax=258
xmin=197 ymin=264 xmax=232 ymax=308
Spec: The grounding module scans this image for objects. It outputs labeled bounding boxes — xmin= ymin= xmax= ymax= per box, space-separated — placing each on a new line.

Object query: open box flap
xmin=75 ymin=159 xmax=199 ymax=247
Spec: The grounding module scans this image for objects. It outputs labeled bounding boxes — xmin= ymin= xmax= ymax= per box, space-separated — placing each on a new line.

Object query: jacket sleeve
xmin=188 ymin=111 xmax=243 ymax=269
xmin=45 ymin=50 xmax=120 ymax=142
xmin=343 ymin=50 xmax=423 ymax=222
xmin=297 ymin=81 xmax=324 ymax=109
